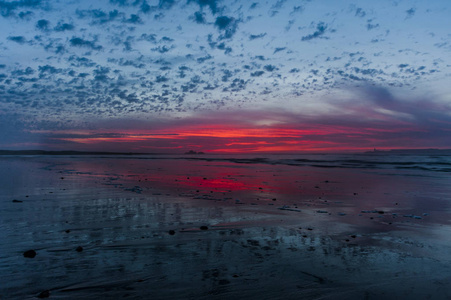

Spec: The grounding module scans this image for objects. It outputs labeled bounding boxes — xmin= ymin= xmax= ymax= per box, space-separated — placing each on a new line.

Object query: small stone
xmin=65 ymin=229 xmax=70 ymax=233
xmin=37 ymin=290 xmax=50 ymax=298
xmin=76 ymin=246 xmax=83 ymax=252
xmin=12 ymin=199 xmax=23 ymax=203
xmin=23 ymin=250 xmax=36 ymax=258
xmin=200 ymin=226 xmax=208 ymax=230
xmin=168 ymin=230 xmax=176 ymax=235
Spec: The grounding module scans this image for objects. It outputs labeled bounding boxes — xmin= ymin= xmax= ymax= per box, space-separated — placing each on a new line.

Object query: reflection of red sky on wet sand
xmin=38 ymin=155 xmax=451 ymax=229
xmin=59 ymin=157 xmax=406 ymax=206
xmin=70 ymin=159 xmax=277 ymax=194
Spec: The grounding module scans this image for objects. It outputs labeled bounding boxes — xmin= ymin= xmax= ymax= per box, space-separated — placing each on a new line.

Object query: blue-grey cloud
xmin=36 ymin=19 xmax=49 ymax=31
xmin=7 ymin=35 xmax=27 ymax=44
xmin=249 ymin=33 xmax=266 ymax=40
xmin=406 ymin=8 xmax=415 ymax=18
xmin=54 ymin=22 xmax=74 ymax=31
xmin=301 ymin=22 xmax=328 ymax=41
xmin=69 ymin=37 xmax=102 ymax=50
xmin=0 ymin=0 xmax=43 ymax=17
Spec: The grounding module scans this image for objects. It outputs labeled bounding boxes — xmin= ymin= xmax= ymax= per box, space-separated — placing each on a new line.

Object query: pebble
xmin=37 ymin=290 xmax=50 ymax=298
xmin=76 ymin=246 xmax=83 ymax=252
xmin=23 ymin=249 xmax=36 ymax=258
xmin=200 ymin=226 xmax=208 ymax=230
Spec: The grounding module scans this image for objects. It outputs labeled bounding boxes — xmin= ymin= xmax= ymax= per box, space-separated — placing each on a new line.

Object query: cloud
xmin=36 ymin=19 xmax=50 ymax=31
xmin=69 ymin=37 xmax=103 ymax=50
xmin=54 ymin=22 xmax=74 ymax=31
xmin=193 ymin=11 xmax=206 ymax=24
xmin=405 ymin=8 xmax=415 ymax=18
xmin=18 ymin=10 xmax=33 ymax=19
xmin=76 ymin=9 xmax=122 ymax=25
xmin=249 ymin=33 xmax=266 ymax=40
xmin=214 ymin=16 xmax=239 ymax=39
xmin=354 ymin=7 xmax=366 ymax=18
xmin=7 ymin=35 xmax=27 ymax=44
xmin=366 ymin=20 xmax=379 ymax=30
xmin=263 ymin=65 xmax=277 ymax=72
xmin=0 ymin=0 xmax=43 ymax=17
xmin=250 ymin=71 xmax=264 ymax=77
xmin=273 ymin=47 xmax=286 ymax=54
xmin=188 ymin=0 xmax=220 ymax=15
xmin=301 ymin=22 xmax=328 ymax=41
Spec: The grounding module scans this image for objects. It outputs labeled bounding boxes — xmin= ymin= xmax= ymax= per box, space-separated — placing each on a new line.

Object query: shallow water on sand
xmin=0 ymin=154 xmax=451 ymax=299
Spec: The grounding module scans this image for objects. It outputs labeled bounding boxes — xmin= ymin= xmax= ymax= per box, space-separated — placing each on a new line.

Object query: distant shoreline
xmin=0 ymin=150 xmax=160 ymax=156
xmin=0 ymin=149 xmax=450 ymax=156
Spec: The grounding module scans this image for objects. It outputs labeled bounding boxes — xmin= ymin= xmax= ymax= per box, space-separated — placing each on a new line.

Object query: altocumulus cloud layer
xmin=0 ymin=0 xmax=450 ymax=151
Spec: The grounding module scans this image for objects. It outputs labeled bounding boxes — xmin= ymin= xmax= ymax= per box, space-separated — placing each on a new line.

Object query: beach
xmin=1 ymin=154 xmax=451 ymax=299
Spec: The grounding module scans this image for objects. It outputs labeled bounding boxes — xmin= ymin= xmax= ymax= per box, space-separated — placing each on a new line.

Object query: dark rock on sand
xmin=12 ymin=199 xmax=23 ymax=203
xmin=168 ymin=230 xmax=176 ymax=235
xmin=200 ymin=226 xmax=208 ymax=230
xmin=23 ymin=249 xmax=36 ymax=258
xmin=37 ymin=290 xmax=50 ymax=298
xmin=76 ymin=246 xmax=83 ymax=252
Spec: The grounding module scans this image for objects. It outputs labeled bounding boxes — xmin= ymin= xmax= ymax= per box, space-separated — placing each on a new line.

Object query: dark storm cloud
xmin=301 ymin=22 xmax=328 ymax=41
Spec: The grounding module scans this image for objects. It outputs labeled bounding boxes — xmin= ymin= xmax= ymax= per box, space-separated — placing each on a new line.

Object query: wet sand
xmin=1 ymin=155 xmax=451 ymax=299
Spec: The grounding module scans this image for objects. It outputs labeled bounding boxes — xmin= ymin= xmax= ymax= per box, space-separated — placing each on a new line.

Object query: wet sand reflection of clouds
xmin=0 ymin=154 xmax=451 ymax=299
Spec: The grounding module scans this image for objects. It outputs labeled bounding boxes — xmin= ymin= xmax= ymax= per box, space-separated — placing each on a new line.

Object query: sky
xmin=0 ymin=0 xmax=450 ymax=153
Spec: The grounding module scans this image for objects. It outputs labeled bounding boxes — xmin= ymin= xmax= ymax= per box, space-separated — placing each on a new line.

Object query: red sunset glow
xmin=44 ymin=119 xmax=433 ymax=153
